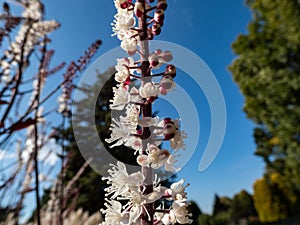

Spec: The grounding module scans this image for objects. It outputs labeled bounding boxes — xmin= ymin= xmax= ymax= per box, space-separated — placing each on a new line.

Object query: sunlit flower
xmin=167 ymin=179 xmax=190 ymax=200
xmin=113 ymin=0 xmax=135 ymax=38
xmin=110 ymin=84 xmax=130 ymax=110
xmin=105 ymin=118 xmax=132 ymax=148
xmin=103 ymin=161 xmax=144 ymax=198
xmin=100 ymin=200 xmax=129 ymax=225
xmin=170 ymin=200 xmax=192 ymax=224
xmin=170 ymin=130 xmax=187 ymax=150
xmin=120 ymin=31 xmax=138 ymax=54
xmin=120 ymin=104 xmax=140 ymax=127
xmin=125 ymin=188 xmax=166 ymax=223
xmin=22 ymin=0 xmax=43 ymax=20
xmin=139 ymin=82 xmax=160 ymax=98
xmin=115 ymin=57 xmax=136 ymax=83
xmin=124 ymin=136 xmax=142 ymax=153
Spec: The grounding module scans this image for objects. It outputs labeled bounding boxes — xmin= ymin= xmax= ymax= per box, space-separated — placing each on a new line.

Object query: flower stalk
xmin=102 ymin=1 xmax=192 ymax=224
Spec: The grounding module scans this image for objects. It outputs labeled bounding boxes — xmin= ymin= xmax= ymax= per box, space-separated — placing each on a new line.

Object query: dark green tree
xmin=57 ymin=68 xmax=117 ymax=214
xmin=187 ymin=201 xmax=202 ymax=225
xmin=231 ymin=190 xmax=257 ymax=223
xmin=212 ymin=195 xmax=231 ymax=215
xmin=229 ymin=0 xmax=300 ymax=217
xmin=198 ymin=213 xmax=213 ymax=225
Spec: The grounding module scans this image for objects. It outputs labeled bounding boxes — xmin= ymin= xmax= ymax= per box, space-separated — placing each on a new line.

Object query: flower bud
xmin=164 ymin=64 xmax=176 ymax=78
xmin=119 ymin=0 xmax=131 ymax=9
xmin=149 ymin=53 xmax=160 ymax=67
xmin=134 ymin=2 xmax=144 ymax=17
xmin=161 ymin=51 xmax=173 ymax=62
xmin=155 ymin=49 xmax=163 ymax=55
xmin=159 ymin=86 xmax=167 ymax=95
xmin=151 ymin=23 xmax=161 ymax=35
xmin=154 ymin=9 xmax=165 ymax=25
xmin=163 ymin=118 xmax=177 ymax=139
xmin=164 ymin=117 xmax=173 ymax=124
xmin=160 ymin=75 xmax=175 ymax=93
xmin=157 ymin=0 xmax=168 ymax=10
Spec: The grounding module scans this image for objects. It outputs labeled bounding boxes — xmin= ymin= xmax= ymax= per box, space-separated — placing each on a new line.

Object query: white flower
xmin=115 ymin=57 xmax=136 ymax=83
xmin=167 ymin=179 xmax=189 ymax=200
xmin=105 ymin=118 xmax=132 ymax=148
xmin=110 ymin=84 xmax=130 ymax=110
xmin=161 ymin=200 xmax=192 ymax=225
xmin=139 ymin=82 xmax=159 ymax=98
xmin=124 ymin=136 xmax=142 ymax=153
xmin=112 ymin=1 xmax=136 ymax=38
xmin=164 ymin=155 xmax=179 ymax=172
xmin=136 ymin=144 xmax=177 ymax=172
xmin=120 ymin=31 xmax=138 ymax=53
xmin=8 ymin=20 xmax=59 ymax=63
xmin=103 ymin=162 xmax=144 ymax=198
xmin=170 ymin=130 xmax=187 ymax=150
xmin=130 ymin=87 xmax=143 ymax=103
xmin=170 ymin=200 xmax=192 ymax=224
xmin=101 ymin=200 xmax=129 ymax=225
xmin=120 ymin=104 xmax=140 ymax=127
xmin=162 ymin=213 xmax=176 ymax=225
xmin=149 ymin=53 xmax=160 ymax=68
xmin=57 ymin=87 xmax=71 ymax=116
xmin=22 ymin=0 xmax=43 ymax=20
xmin=150 ymin=49 xmax=173 ymax=69
xmin=127 ymin=189 xmax=165 ymax=223
xmin=138 ymin=117 xmax=159 ymax=127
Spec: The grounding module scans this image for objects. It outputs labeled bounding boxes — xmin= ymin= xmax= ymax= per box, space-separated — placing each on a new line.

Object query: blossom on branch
xmin=102 ymin=1 xmax=192 ymax=224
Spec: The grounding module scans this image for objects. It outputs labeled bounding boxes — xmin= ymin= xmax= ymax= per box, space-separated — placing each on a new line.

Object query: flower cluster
xmin=101 ymin=162 xmax=192 ymax=225
xmin=0 ymin=0 xmax=59 ymax=84
xmin=102 ymin=1 xmax=192 ymax=224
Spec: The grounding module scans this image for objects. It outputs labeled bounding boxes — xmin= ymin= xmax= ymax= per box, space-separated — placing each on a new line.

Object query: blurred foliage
xmin=212 ymin=195 xmax=232 ymax=215
xmin=229 ymin=0 xmax=300 ymax=222
xmin=231 ymin=190 xmax=257 ymax=223
xmin=0 ymin=206 xmax=13 ymax=222
xmin=61 ymin=68 xmax=117 ymax=214
xmin=253 ymin=177 xmax=287 ymax=223
xmin=198 ymin=191 xmax=257 ymax=225
xmin=187 ymin=201 xmax=202 ymax=225
xmin=253 ymin=172 xmax=298 ymax=223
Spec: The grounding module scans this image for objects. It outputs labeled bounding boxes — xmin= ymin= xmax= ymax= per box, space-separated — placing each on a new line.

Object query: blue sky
xmin=41 ymin=0 xmax=265 ymax=214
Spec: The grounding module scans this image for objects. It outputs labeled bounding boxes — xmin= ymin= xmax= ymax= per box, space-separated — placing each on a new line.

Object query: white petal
xmin=137 ymin=155 xmax=149 ymax=166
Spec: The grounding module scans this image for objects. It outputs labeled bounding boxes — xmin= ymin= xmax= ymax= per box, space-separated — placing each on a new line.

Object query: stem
xmin=33 ymin=41 xmax=48 ymax=225
xmin=58 ymin=115 xmax=66 ymax=225
xmin=139 ymin=1 xmax=154 ymax=224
